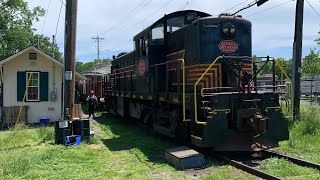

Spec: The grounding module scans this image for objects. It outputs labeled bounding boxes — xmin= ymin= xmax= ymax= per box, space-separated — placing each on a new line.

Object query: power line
xmin=41 ymin=0 xmax=52 ymax=35
xmin=179 ymin=0 xmax=198 ymax=11
xmin=222 ymin=0 xmax=251 ymax=13
xmin=100 ymin=0 xmax=151 ymax=35
xmin=306 ymin=0 xmax=320 ymax=16
xmin=129 ymin=0 xmax=175 ymax=29
xmin=232 ymin=0 xmax=258 ymax=16
xmin=38 ymin=0 xmax=52 ymax=47
xmin=57 ymin=0 xmax=66 ymax=6
xmin=247 ymin=0 xmax=295 ymax=17
xmin=55 ymin=0 xmax=64 ymax=39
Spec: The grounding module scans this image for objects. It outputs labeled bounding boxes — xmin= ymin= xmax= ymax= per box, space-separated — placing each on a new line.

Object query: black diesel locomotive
xmin=106 ymin=10 xmax=289 ymax=151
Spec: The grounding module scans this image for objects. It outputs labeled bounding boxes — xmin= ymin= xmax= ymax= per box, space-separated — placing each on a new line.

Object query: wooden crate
xmin=3 ymin=106 xmax=29 ymax=127
xmin=73 ymin=104 xmax=83 ymax=119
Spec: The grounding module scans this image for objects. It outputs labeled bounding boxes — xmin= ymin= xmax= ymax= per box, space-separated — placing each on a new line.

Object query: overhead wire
xmin=179 ymin=0 xmax=198 ymax=11
xmin=37 ymin=0 xmax=52 ymax=48
xmin=100 ymin=0 xmax=152 ymax=35
xmin=101 ymin=0 xmax=175 ymax=50
xmin=246 ymin=0 xmax=295 ymax=17
xmin=232 ymin=0 xmax=258 ymax=16
xmin=57 ymin=0 xmax=66 ymax=6
xmin=41 ymin=0 xmax=52 ymax=35
xmin=129 ymin=0 xmax=175 ymax=29
xmin=222 ymin=0 xmax=251 ymax=13
xmin=55 ymin=0 xmax=64 ymax=39
xmin=306 ymin=0 xmax=320 ymax=16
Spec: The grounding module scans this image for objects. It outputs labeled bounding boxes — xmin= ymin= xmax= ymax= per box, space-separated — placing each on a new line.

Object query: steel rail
xmin=212 ymin=153 xmax=281 ymax=180
xmin=263 ymin=150 xmax=320 ymax=171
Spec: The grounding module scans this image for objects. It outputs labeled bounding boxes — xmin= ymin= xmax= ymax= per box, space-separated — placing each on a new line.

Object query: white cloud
xmin=26 ymin=0 xmax=320 ymax=62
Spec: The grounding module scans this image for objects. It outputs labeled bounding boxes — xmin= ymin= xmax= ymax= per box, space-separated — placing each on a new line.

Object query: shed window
xmin=17 ymin=71 xmax=48 ymax=102
xmin=29 ymin=53 xmax=37 ymax=60
xmin=26 ymin=72 xmax=39 ymax=101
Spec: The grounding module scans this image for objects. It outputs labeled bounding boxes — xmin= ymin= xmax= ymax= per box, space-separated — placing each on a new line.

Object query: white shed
xmin=0 ymin=46 xmax=86 ymax=125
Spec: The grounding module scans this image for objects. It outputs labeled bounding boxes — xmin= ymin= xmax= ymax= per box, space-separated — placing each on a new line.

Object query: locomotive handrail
xmin=194 ymin=56 xmax=223 ymax=125
xmin=150 ymin=58 xmax=187 ymax=122
xmin=200 ymin=87 xmax=236 ymax=97
xmin=274 ymin=58 xmax=293 ymax=118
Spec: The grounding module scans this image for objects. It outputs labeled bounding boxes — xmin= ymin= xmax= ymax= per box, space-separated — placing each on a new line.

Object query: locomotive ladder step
xmin=243 ymin=99 xmax=261 ymax=102
xmin=201 ymin=101 xmax=210 ymax=103
xmin=154 ymin=125 xmax=175 ymax=138
xmin=200 ymin=107 xmax=211 ymax=111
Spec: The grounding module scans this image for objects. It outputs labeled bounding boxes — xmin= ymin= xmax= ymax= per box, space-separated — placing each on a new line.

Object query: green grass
xmin=260 ymin=105 xmax=320 ymax=179
xmin=0 ymin=114 xmax=251 ymax=179
xmin=1 ymin=105 xmax=320 ymax=179
xmin=279 ymin=105 xmax=320 ymax=156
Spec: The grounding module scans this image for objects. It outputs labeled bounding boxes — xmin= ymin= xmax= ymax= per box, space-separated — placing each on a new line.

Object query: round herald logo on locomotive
xmin=218 ymin=40 xmax=239 ymax=53
xmin=139 ymin=59 xmax=146 ymax=76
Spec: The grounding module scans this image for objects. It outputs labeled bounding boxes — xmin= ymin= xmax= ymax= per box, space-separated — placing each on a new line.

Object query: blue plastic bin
xmin=40 ymin=117 xmax=50 ymax=125
xmin=65 ymin=135 xmax=81 ymax=147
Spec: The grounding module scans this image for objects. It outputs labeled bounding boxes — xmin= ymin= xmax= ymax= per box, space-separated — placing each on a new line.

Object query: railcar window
xmin=142 ymin=36 xmax=148 ymax=56
xmin=151 ymin=23 xmax=164 ymax=45
xmin=139 ymin=38 xmax=144 ymax=57
xmin=167 ymin=16 xmax=184 ymax=32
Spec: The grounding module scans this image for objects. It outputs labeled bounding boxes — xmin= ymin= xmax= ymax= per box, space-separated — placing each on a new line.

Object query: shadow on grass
xmin=96 ymin=113 xmax=178 ymax=167
xmin=95 ymin=113 xmax=232 ymax=172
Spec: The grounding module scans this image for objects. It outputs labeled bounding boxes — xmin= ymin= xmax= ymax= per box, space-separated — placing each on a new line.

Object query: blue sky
xmin=27 ymin=0 xmax=320 ymax=63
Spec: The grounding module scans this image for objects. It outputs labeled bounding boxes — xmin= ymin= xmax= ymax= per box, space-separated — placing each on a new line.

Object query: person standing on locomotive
xmin=86 ymin=90 xmax=97 ymax=119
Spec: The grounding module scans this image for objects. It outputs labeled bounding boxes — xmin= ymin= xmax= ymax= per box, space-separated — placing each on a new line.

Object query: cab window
xmin=167 ymin=16 xmax=184 ymax=33
xmin=151 ymin=23 xmax=164 ymax=45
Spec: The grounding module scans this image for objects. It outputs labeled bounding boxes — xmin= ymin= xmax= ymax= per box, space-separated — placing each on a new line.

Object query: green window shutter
xmin=17 ymin=72 xmax=26 ymax=101
xmin=40 ymin=72 xmax=49 ymax=101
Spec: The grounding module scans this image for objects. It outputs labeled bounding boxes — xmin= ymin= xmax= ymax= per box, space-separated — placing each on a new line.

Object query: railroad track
xmin=212 ymin=150 xmax=320 ymax=180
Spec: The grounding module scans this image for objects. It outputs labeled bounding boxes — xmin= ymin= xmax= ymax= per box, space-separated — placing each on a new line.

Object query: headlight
xmin=230 ymin=28 xmax=236 ymax=34
xmin=223 ymin=28 xmax=229 ymax=34
xmin=222 ymin=23 xmax=236 ymax=38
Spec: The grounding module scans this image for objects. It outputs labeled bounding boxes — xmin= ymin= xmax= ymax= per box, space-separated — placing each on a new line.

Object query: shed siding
xmin=3 ymin=49 xmax=63 ymax=123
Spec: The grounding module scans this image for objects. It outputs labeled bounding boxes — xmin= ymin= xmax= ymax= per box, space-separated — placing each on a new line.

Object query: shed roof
xmin=0 ymin=46 xmax=86 ymax=80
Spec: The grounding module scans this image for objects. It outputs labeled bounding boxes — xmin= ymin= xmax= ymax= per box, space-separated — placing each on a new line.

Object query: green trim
xmin=17 ymin=71 xmax=26 ymax=101
xmin=40 ymin=72 xmax=49 ymax=101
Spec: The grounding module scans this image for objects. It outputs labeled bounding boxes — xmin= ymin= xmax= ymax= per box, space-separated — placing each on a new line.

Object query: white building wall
xmin=3 ymin=49 xmax=63 ymax=123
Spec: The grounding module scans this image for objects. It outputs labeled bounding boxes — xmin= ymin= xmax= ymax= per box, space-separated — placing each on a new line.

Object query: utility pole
xmin=292 ymin=0 xmax=304 ymax=119
xmin=64 ymin=0 xmax=78 ymax=121
xmin=92 ymin=36 xmax=104 ymax=61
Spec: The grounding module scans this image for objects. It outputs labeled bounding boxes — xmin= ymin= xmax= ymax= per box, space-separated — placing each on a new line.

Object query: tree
xmin=76 ymin=61 xmax=85 ymax=73
xmin=316 ymin=31 xmax=320 ymax=45
xmin=302 ymin=48 xmax=320 ymax=77
xmin=0 ymin=0 xmax=62 ymax=61
xmin=276 ymin=58 xmax=292 ymax=79
xmin=76 ymin=58 xmax=112 ymax=73
xmin=33 ymin=34 xmax=63 ymax=61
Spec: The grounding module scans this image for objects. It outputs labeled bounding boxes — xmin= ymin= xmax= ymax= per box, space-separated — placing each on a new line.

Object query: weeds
xmin=84 ymin=136 xmax=100 ymax=144
xmin=280 ymin=105 xmax=320 ymax=158
xmin=36 ymin=126 xmax=54 ymax=143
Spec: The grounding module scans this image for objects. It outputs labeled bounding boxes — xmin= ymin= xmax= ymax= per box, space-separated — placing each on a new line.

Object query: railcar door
xmin=134 ymin=35 xmax=150 ymax=95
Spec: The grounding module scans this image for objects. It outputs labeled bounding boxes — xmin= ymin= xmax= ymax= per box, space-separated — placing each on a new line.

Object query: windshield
xmin=167 ymin=16 xmax=184 ymax=33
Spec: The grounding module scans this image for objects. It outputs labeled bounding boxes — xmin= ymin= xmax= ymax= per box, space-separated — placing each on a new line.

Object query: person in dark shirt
xmin=86 ymin=90 xmax=97 ymax=119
